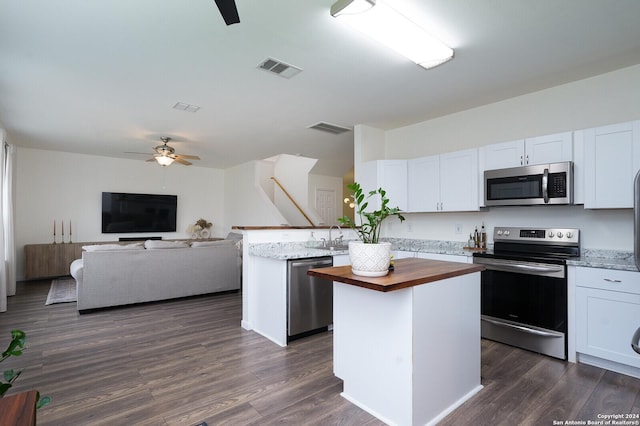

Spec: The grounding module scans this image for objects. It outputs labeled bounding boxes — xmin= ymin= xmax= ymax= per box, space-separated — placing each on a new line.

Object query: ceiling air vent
xmin=257 ymin=57 xmax=302 ymax=79
xmin=308 ymin=122 xmax=352 ymax=135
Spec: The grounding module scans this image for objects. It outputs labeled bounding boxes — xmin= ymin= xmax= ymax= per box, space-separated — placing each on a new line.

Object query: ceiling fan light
xmin=155 ymin=156 xmax=175 ymax=166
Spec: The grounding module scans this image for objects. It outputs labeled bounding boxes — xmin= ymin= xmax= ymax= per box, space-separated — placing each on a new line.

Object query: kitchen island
xmin=308 ymin=257 xmax=484 ymax=426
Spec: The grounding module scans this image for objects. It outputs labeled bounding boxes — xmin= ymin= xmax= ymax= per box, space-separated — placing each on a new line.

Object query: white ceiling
xmin=2 ymin=0 xmax=640 ymax=177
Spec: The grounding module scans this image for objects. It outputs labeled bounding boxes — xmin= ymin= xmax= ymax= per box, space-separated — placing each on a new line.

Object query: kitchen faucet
xmin=328 ymin=224 xmax=342 ymax=247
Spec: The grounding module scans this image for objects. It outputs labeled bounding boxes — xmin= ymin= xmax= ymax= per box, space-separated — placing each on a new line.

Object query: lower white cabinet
xmin=574 ymin=267 xmax=640 ymax=374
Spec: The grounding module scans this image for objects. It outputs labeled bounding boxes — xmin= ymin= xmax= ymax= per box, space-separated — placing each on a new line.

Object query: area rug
xmin=45 ymin=278 xmax=77 ymax=305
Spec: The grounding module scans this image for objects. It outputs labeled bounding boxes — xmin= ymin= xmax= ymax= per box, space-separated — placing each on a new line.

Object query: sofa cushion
xmin=191 ymin=240 xmax=234 ymax=248
xmin=144 ymin=240 xmax=190 ymax=250
xmin=82 ymin=243 xmax=144 ymax=252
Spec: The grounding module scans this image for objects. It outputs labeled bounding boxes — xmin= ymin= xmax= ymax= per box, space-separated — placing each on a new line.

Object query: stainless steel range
xmin=473 ymin=227 xmax=580 ymax=360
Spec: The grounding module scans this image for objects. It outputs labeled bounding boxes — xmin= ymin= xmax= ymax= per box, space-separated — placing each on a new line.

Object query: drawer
xmin=575 ymin=267 xmax=640 ymax=295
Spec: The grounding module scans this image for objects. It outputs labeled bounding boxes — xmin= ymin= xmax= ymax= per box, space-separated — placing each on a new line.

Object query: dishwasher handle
xmin=290 ymin=257 xmax=333 ymax=269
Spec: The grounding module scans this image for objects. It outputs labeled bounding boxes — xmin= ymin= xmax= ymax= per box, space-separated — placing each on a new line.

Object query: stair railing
xmin=270 ymin=176 xmax=315 ymax=226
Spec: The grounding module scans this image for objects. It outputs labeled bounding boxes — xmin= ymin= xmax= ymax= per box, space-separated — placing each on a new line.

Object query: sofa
xmin=70 ymin=237 xmax=241 ymax=312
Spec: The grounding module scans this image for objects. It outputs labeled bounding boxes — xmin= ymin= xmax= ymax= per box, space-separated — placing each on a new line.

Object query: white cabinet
xmin=481 ymin=132 xmax=573 ymax=170
xmin=407 ymin=148 xmax=479 ymax=212
xmin=583 ymin=121 xmax=640 ymax=209
xmin=407 ymin=155 xmax=439 ymax=212
xmin=575 ymin=267 xmax=640 ymax=374
xmin=358 ymin=160 xmax=408 ymax=211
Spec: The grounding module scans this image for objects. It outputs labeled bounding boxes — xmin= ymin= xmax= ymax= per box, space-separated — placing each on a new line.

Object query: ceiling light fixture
xmin=330 ymin=0 xmax=454 ymax=69
xmin=155 ymin=156 xmax=174 ymax=166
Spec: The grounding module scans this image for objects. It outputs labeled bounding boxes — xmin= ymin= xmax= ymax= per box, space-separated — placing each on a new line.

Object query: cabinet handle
xmin=520 ymin=155 xmax=523 ymax=166
xmin=603 ymin=278 xmax=622 ymax=283
xmin=526 ymin=155 xmax=529 ymax=165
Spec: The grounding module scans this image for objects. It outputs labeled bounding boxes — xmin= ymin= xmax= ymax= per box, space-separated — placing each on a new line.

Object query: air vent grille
xmin=257 ymin=57 xmax=302 ymax=79
xmin=308 ymin=122 xmax=352 ymax=135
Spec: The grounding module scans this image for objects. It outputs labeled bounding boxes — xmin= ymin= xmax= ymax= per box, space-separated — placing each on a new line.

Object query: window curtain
xmin=0 ymin=139 xmax=16 ymax=312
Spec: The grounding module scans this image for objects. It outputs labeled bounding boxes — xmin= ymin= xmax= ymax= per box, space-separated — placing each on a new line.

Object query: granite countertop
xmin=567 ymin=249 xmax=638 ymax=272
xmin=249 ymin=239 xmax=639 ymax=272
xmin=248 ymin=242 xmax=349 ymax=260
xmin=248 ymin=238 xmax=476 ymax=261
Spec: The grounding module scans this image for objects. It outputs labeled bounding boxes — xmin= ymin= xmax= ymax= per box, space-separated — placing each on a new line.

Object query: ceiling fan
xmin=214 ymin=0 xmax=240 ymax=25
xmin=128 ymin=137 xmax=201 ymax=166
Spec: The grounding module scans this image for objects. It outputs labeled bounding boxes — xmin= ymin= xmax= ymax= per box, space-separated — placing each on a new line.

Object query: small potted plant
xmin=1 ymin=329 xmax=50 ymax=409
xmin=338 ymin=182 xmax=405 ymax=276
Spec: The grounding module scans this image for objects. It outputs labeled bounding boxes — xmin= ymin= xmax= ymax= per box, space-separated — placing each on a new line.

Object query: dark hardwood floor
xmin=1 ymin=280 xmax=639 ymax=426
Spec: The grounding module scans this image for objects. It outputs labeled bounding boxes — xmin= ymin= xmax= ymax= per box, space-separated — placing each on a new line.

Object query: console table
xmin=24 ymin=242 xmax=85 ymax=279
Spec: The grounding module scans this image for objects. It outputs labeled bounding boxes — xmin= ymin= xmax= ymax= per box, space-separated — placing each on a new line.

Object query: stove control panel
xmin=493 ymin=227 xmax=580 ymax=245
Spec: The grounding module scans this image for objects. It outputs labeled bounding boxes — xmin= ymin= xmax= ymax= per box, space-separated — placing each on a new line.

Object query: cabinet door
xmin=584 ymin=121 xmax=640 ymax=208
xmin=357 ymin=160 xmax=407 ymax=211
xmin=525 ymin=131 xmax=573 ymax=165
xmin=480 ymin=140 xmax=525 ymax=170
xmin=379 ymin=160 xmax=408 ymax=212
xmin=440 ymin=148 xmax=479 ymax=212
xmin=407 ymin=155 xmax=439 ymax=212
xmin=576 ymin=286 xmax=640 ymax=368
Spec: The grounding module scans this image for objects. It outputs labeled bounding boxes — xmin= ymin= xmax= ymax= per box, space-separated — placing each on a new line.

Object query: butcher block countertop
xmin=308 ymin=257 xmax=484 ymax=292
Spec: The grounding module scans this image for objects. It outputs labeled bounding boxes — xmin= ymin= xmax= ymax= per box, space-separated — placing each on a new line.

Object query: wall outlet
xmin=454 ymin=224 xmax=464 ymax=235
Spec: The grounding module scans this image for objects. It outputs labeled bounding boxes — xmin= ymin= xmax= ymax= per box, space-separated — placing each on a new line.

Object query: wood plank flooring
xmin=1 ymin=280 xmax=639 ymax=426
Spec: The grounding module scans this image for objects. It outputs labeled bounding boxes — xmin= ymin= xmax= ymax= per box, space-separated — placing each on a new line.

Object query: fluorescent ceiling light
xmin=155 ymin=156 xmax=174 ymax=166
xmin=330 ymin=0 xmax=454 ymax=69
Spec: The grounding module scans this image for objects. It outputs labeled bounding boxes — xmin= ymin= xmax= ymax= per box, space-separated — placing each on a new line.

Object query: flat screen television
xmin=102 ymin=192 xmax=177 ymax=233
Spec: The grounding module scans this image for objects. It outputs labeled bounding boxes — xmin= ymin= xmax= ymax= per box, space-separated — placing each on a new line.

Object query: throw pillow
xmin=82 ymin=243 xmax=145 ymax=252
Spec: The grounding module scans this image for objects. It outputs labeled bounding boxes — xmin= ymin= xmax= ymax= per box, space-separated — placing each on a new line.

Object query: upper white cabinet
xmin=583 ymin=121 xmax=640 ymax=209
xmin=481 ymin=132 xmax=573 ymax=171
xmin=408 ymin=148 xmax=479 ymax=212
xmin=358 ymin=160 xmax=408 ymax=211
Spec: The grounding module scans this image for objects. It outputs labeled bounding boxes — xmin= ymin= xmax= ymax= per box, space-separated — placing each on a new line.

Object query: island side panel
xmin=413 ymin=271 xmax=482 ymax=425
xmin=334 ymin=282 xmax=414 ymax=426
xmin=247 ymin=256 xmax=288 ymax=347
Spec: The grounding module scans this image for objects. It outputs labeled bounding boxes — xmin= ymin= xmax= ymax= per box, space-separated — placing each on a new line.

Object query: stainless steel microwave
xmin=484 ymin=161 xmax=574 ymax=206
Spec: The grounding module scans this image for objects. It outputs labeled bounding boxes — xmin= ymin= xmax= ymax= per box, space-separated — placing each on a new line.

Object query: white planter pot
xmin=348 ymin=241 xmax=392 ymax=277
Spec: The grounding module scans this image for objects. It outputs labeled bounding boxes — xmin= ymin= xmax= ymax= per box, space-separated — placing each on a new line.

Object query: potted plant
xmin=338 ymin=182 xmax=405 ymax=276
xmin=1 ymin=329 xmax=51 ymax=409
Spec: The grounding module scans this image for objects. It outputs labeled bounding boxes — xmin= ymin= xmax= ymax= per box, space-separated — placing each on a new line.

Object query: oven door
xmin=474 ymin=256 xmax=567 ymax=359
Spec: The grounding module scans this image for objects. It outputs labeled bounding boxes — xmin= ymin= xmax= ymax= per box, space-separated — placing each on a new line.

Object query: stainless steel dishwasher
xmin=287 ymin=256 xmax=333 ymax=339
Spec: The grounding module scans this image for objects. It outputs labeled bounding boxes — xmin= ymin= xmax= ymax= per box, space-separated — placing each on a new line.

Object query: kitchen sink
xmin=312 ymin=244 xmax=349 ymax=251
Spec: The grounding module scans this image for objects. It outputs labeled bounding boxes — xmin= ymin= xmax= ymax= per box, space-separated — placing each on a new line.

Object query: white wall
xmin=15 ymin=147 xmax=225 ymax=280
xmin=364 ymin=64 xmax=640 ymax=251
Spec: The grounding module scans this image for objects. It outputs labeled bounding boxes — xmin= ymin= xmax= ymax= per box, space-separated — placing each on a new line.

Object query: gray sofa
xmin=70 ymin=239 xmax=241 ymax=312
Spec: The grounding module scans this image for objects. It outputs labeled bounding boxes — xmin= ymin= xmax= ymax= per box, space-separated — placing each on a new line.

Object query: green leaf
xmin=36 ymin=393 xmax=51 ymax=409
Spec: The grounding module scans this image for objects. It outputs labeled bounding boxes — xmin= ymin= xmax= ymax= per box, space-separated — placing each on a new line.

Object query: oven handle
xmin=482 ymin=317 xmax=564 ymax=338
xmin=478 ymin=260 xmax=564 ymax=274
